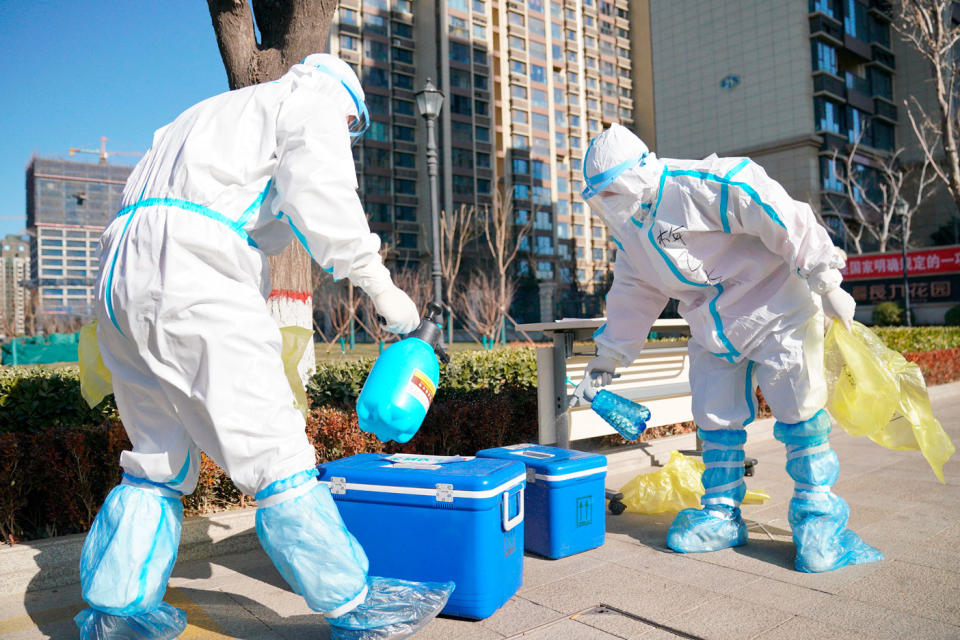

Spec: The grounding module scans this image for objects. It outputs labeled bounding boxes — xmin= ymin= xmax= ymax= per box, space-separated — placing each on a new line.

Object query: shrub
xmin=872 ymin=326 xmax=960 ymax=352
xmin=0 ymin=367 xmax=117 ymax=434
xmin=872 ymin=301 xmax=909 ymax=326
xmin=945 ymin=304 xmax=960 ymax=327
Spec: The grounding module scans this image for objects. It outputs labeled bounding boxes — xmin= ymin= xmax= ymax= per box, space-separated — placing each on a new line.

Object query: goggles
xmin=581 ymin=152 xmax=647 ymax=200
xmin=342 ymin=80 xmax=370 ymax=146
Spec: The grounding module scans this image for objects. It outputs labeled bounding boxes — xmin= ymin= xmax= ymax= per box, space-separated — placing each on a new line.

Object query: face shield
xmin=301 ymin=54 xmax=370 ymax=146
xmin=581 ymin=124 xmax=662 ymax=228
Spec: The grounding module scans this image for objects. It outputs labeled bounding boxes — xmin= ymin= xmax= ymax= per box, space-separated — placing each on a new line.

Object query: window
xmin=510 ymin=60 xmax=527 ymax=74
xmin=476 ymin=125 xmax=490 ymax=142
xmin=511 ymin=109 xmax=529 ymax=124
xmin=394 ymin=151 xmax=415 ymax=168
xmin=392 ymin=73 xmax=414 ymax=90
xmin=393 ymin=98 xmax=414 ymax=115
xmin=570 ymin=136 xmax=580 ymax=149
xmin=339 ymin=35 xmax=358 ymax=51
xmin=450 ymin=69 xmax=471 ymax=90
xmin=536 ymin=235 xmax=554 ymax=255
xmin=869 ymin=68 xmax=892 ymax=101
xmin=551 ymin=22 xmax=562 ymax=39
xmin=513 ymin=158 xmax=530 ymax=174
xmin=365 ymin=146 xmax=390 ymax=168
xmin=531 ymin=64 xmax=546 ymax=83
xmin=477 ymin=152 xmax=491 ymax=168
xmin=474 ymin=99 xmax=489 ymax=116
xmin=873 ymin=120 xmax=894 ymax=150
xmin=396 ymin=205 xmax=416 ymax=221
xmin=450 ymin=41 xmax=470 ymax=63
xmin=532 ymin=137 xmax=549 ymax=155
xmin=514 ymin=184 xmax=530 ymax=200
xmin=398 ymin=233 xmax=418 ymax=249
xmin=365 ymin=67 xmax=388 ymax=87
xmin=555 ymin=132 xmax=566 ymax=148
xmin=820 ymin=157 xmax=844 ymax=193
xmin=339 ymin=7 xmax=358 ymax=26
xmin=393 ymin=125 xmax=415 ymax=142
xmin=531 ymin=89 xmax=548 ymax=107
xmin=574 ymin=224 xmax=584 ymax=237
xmin=532 ymin=113 xmax=549 ymax=131
xmin=473 ymin=0 xmax=484 ymax=11
xmin=477 ymin=179 xmax=490 ymax=193
xmin=602 ymin=81 xmax=617 ymax=97
xmin=516 ymin=209 xmax=530 ymax=224
xmin=593 ymin=248 xmax=604 ymax=261
xmin=367 ymin=93 xmax=389 ymax=115
xmin=536 ymin=210 xmax=552 ymax=230
xmin=619 ymin=86 xmax=631 ymax=98
xmin=530 ymin=41 xmax=546 ymax=60
xmin=450 ymin=16 xmax=468 ymax=38
xmin=567 ymin=71 xmax=578 ymax=84
xmin=365 ymin=13 xmax=388 ymax=35
xmin=395 ymin=178 xmax=416 ymax=195
xmin=512 ymin=133 xmax=530 ymax=149
xmin=510 ymin=84 xmax=528 ymax=99
xmin=368 ymin=121 xmax=390 ymax=141
xmin=533 ymin=186 xmax=551 ymax=204
xmin=811 ymin=41 xmax=838 ymax=74
xmin=557 ymin=222 xmax=570 ymax=238
xmin=554 ymin=88 xmax=565 ymax=104
xmin=848 ymin=106 xmax=871 ymax=144
xmin=555 ymin=110 xmax=566 ymax=127
xmin=532 ymin=160 xmax=549 ymax=181
xmin=448 ymin=0 xmax=469 ymax=10
xmin=508 ymin=11 xmax=524 ymax=26
xmin=393 ymin=47 xmax=413 ymax=64
xmin=453 ymin=175 xmax=474 ymax=195
xmin=473 ymin=23 xmax=486 ymax=39
xmin=474 ymin=74 xmax=489 ymax=90
xmin=530 ymin=17 xmax=546 ymax=36
xmin=509 ymin=35 xmax=526 ymax=51
xmin=452 ymin=94 xmax=474 ymax=115
xmin=557 ymin=177 xmax=568 ymax=193
xmin=536 ymin=261 xmax=554 ymax=279
xmin=560 ymin=266 xmax=572 ymax=282
xmin=844 ymin=0 xmax=869 ymax=40
xmin=393 ymin=21 xmax=412 ymax=38
xmin=452 ymin=121 xmax=473 ymax=142
xmin=592 ymin=226 xmax=603 ymax=239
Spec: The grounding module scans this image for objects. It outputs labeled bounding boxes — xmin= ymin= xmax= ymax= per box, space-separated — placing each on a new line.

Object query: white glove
xmin=821 ymin=287 xmax=856 ymax=330
xmin=585 ymin=355 xmax=618 ymax=388
xmin=372 ymin=287 xmax=420 ymax=334
xmin=349 ymin=259 xmax=420 ymax=334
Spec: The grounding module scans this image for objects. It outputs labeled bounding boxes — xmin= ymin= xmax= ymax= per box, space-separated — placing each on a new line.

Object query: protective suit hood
xmin=583 ymin=123 xmax=664 ymax=228
xmin=295 ymin=53 xmax=369 ymax=142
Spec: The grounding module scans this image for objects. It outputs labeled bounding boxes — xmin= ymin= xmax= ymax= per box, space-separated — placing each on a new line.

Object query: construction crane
xmin=69 ymin=136 xmax=143 ymax=164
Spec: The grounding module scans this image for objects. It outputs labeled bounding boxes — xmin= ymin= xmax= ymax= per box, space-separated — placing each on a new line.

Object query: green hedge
xmin=870 ymin=326 xmax=960 ymax=353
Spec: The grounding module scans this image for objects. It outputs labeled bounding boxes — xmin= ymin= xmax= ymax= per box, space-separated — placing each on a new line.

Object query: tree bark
xmin=207 ymin=0 xmax=337 ymax=377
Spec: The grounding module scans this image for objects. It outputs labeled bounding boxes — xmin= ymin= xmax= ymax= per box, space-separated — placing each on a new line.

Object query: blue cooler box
xmin=476 ymin=444 xmax=606 ymax=559
xmin=316 ymin=453 xmax=526 ymax=619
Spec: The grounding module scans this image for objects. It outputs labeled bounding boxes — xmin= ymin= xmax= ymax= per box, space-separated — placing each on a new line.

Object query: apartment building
xmin=330 ymin=0 xmax=635 ymax=320
xmin=630 ymin=0 xmax=918 ymax=253
xmin=24 ymin=157 xmax=132 ymax=319
xmin=1 ymin=234 xmax=30 ymax=336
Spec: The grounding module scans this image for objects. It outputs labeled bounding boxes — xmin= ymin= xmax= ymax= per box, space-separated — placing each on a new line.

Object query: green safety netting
xmin=2 ymin=332 xmax=80 ymax=365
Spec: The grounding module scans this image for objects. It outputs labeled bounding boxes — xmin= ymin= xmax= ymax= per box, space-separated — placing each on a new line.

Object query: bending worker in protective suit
xmin=580 ymin=124 xmax=882 ymax=573
xmin=77 ymin=54 xmax=453 ymax=639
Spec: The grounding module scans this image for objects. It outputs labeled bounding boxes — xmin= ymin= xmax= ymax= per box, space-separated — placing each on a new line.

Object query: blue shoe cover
xmin=255 ymin=469 xmax=370 ymax=614
xmin=327 ymin=576 xmax=455 ymax=640
xmin=790 ymin=493 xmax=884 ymax=573
xmin=666 ymin=505 xmax=748 ymax=553
xmin=80 ymin=483 xmax=182 ymax=616
xmin=74 ymin=602 xmax=186 ymax=640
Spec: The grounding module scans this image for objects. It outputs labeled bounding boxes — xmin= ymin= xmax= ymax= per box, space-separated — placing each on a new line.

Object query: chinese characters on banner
xmin=838 ymin=245 xmax=960 ymax=306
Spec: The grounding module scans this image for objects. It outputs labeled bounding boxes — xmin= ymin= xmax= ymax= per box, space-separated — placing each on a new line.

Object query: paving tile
xmin=837 ymin=560 xmax=960 ymax=626
xmin=519 ymin=550 xmax=609 ymax=593
xmin=657 ymin=593 xmax=794 ymax=640
xmin=806 ymin=595 xmax=960 ymax=640
xmin=505 ymin=617 xmax=623 ymax=639
xmin=479 ymin=595 xmax=561 ymax=637
xmin=571 ymin=605 xmax=662 ymax=639
xmin=726 ymin=576 xmax=835 ymax=616
xmin=521 ymin=563 xmax=712 ymax=621
xmin=415 ymin=616 xmax=504 ymax=640
xmin=759 ymin=615 xmax=880 ymax=639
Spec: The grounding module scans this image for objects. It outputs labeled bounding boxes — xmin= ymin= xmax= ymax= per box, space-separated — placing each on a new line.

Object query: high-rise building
xmin=629 ymin=0 xmax=951 ymax=252
xmin=25 ymin=156 xmax=132 ymax=319
xmin=330 ymin=0 xmax=635 ymax=320
xmin=1 ymin=234 xmax=30 ymax=337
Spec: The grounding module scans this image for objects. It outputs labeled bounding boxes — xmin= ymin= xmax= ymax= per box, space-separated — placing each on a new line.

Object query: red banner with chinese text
xmin=841 ymin=245 xmax=960 ymax=280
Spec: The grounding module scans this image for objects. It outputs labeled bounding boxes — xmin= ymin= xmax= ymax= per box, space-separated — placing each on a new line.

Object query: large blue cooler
xmin=316 ymin=453 xmax=526 ymax=619
xmin=476 ymin=444 xmax=606 ymax=559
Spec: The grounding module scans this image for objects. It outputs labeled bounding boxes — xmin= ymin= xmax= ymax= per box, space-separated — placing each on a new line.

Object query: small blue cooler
xmin=477 ymin=444 xmax=606 ymax=559
xmin=317 ymin=453 xmax=526 ymax=619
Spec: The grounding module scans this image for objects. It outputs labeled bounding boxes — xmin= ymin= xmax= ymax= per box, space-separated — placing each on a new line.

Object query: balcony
xmin=813 ymin=73 xmax=846 ymax=100
xmin=870 ymin=44 xmax=896 ymax=70
xmin=819 ymin=131 xmax=848 ymax=153
xmin=874 ymin=99 xmax=898 ymax=122
xmin=809 ymin=15 xmax=844 ymax=45
xmin=843 ymin=33 xmax=872 ymax=60
xmin=868 ymin=0 xmax=893 ymax=18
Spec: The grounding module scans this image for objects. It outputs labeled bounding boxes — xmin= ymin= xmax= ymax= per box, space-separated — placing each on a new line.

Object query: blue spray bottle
xmin=356 ymin=302 xmax=449 ymax=443
xmin=568 ymin=376 xmax=651 ymax=441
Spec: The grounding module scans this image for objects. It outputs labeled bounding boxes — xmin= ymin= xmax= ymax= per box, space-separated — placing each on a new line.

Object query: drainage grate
xmin=503 ymin=603 xmax=706 ymax=639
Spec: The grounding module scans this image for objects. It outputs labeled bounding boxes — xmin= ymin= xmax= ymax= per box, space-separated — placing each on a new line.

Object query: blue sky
xmin=0 ymin=1 xmax=234 ymax=237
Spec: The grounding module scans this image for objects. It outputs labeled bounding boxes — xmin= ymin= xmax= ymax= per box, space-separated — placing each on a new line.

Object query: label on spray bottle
xmin=407 ymin=368 xmax=436 ymax=411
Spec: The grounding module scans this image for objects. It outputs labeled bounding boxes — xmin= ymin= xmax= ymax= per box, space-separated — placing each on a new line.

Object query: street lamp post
xmin=897 ymin=197 xmax=912 ymax=327
xmin=416 ymin=78 xmax=445 ymax=308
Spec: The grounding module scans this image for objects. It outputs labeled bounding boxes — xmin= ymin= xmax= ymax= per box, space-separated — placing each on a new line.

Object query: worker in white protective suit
xmin=579 ymin=123 xmax=883 ymax=573
xmin=76 ymin=54 xmax=453 ymax=640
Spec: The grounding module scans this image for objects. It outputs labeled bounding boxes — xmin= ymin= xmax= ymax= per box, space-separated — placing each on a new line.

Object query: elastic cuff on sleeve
xmin=596 ymin=343 xmax=633 ymax=367
xmin=807 ymin=267 xmax=843 ymax=295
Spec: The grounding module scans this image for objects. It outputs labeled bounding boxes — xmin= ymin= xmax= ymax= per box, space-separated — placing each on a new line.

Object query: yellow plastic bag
xmin=279 ymin=325 xmax=313 ymax=416
xmin=824 ymin=320 xmax=955 ymax=483
xmin=618 ymin=450 xmax=768 ymax=514
xmin=79 ymin=321 xmax=113 ymax=408
xmin=78 ymin=321 xmax=313 ymax=416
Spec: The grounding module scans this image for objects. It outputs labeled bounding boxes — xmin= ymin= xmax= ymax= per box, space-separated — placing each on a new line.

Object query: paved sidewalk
xmin=1 ymin=382 xmax=958 ymax=639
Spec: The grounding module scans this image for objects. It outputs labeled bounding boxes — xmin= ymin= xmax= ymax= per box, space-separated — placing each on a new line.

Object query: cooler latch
xmin=435 ymin=483 xmax=454 ymax=502
xmin=330 ymin=477 xmax=347 ymax=495
xmin=526 ymin=468 xmax=536 ymax=485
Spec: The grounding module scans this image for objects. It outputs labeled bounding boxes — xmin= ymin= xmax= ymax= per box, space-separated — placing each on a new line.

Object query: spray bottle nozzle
xmin=413 ymin=302 xmax=450 ymax=364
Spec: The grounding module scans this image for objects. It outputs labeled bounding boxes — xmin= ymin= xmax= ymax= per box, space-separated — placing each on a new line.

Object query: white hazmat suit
xmin=76 ymin=54 xmax=452 ymax=640
xmin=582 ymin=124 xmax=880 ymax=573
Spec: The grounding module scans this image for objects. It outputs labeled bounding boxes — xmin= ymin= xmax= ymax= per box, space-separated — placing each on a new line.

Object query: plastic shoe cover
xmin=776 ymin=410 xmax=883 ymax=573
xmin=699 ymin=428 xmax=747 ymax=508
xmin=666 ymin=505 xmax=748 ymax=553
xmin=255 ymin=469 xmax=370 ymax=614
xmin=75 ymin=602 xmax=186 ymax=640
xmin=327 ymin=576 xmax=455 ymax=640
xmin=591 ymin=389 xmax=650 ymax=440
xmin=80 ymin=483 xmax=183 ymax=616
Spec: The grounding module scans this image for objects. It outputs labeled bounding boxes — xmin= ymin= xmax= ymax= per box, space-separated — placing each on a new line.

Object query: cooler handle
xmin=501 ymin=486 xmax=524 ymax=532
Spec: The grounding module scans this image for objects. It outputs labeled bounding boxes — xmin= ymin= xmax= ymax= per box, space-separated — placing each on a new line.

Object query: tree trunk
xmin=207 ymin=0 xmax=337 ymax=379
